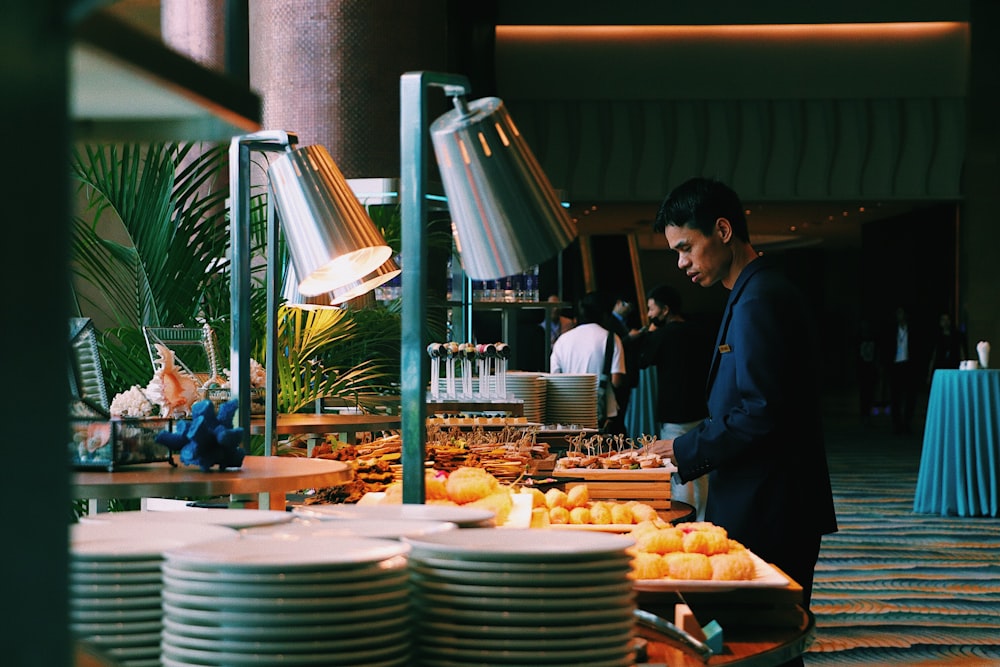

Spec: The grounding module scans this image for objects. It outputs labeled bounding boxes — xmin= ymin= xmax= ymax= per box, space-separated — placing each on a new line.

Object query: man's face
xmin=647 ymin=298 xmax=666 ymax=323
xmin=664 ymin=222 xmax=730 ymax=288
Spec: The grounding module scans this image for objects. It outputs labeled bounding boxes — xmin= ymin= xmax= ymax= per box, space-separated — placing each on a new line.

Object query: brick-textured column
xmin=161 ymin=0 xmax=227 ymax=71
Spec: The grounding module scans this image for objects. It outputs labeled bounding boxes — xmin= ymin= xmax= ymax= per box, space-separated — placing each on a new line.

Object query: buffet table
xmin=914 ymin=369 xmax=1000 ymax=517
xmin=72 ymin=455 xmax=351 ymax=511
xmin=250 ymin=413 xmax=401 ymax=456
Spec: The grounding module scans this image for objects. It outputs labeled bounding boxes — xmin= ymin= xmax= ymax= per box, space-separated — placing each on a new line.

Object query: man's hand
xmin=648 ymin=438 xmax=675 ymax=464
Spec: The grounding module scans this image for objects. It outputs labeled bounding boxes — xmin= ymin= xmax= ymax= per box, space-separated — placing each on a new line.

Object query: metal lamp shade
xmin=268 ymin=145 xmax=392 ymax=296
xmin=281 ymin=256 xmax=401 ymax=308
xmin=430 ymin=96 xmax=576 ymax=280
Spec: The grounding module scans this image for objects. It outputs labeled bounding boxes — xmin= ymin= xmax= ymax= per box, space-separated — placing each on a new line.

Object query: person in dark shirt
xmin=640 ymin=284 xmax=714 ymax=519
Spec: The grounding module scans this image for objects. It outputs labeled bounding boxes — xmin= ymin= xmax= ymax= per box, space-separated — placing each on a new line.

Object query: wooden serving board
xmin=554 ymin=467 xmax=672 ymax=507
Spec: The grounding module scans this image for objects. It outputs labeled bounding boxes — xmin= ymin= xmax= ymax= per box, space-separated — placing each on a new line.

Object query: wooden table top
xmin=71 ymin=455 xmax=351 ymax=500
xmin=248 ymin=413 xmax=401 ymax=435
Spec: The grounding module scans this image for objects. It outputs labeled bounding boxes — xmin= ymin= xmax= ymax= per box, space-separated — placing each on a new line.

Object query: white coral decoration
xmin=109 ymin=385 xmax=155 ymax=418
xmin=145 ymin=343 xmax=201 ymax=418
xmin=222 ymin=358 xmax=267 ymax=388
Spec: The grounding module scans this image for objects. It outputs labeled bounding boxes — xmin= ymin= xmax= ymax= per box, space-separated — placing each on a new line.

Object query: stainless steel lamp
xmin=281 ymin=256 xmax=401 ymax=308
xmin=399 ymin=72 xmax=577 ymax=503
xmin=229 ymin=131 xmax=391 ymax=460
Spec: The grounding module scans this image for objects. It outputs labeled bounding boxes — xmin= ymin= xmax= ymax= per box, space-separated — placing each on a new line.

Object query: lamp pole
xmin=399 ymin=72 xmax=471 ymax=504
xmin=228 ymin=131 xmax=295 ymax=458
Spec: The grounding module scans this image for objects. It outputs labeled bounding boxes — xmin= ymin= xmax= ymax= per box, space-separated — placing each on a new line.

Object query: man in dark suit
xmin=650 ymin=178 xmax=838 ymax=648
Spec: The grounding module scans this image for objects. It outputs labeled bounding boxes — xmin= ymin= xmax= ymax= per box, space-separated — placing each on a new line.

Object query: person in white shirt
xmin=550 ymin=292 xmax=626 ymax=429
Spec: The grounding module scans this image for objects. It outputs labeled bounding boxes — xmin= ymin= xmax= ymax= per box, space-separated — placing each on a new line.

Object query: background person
xmin=650 ymin=177 xmax=837 ymax=651
xmin=639 ymin=284 xmax=714 ymax=520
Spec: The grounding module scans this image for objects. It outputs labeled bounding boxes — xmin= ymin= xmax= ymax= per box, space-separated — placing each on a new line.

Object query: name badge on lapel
xmin=718 ymin=344 xmax=732 ymax=354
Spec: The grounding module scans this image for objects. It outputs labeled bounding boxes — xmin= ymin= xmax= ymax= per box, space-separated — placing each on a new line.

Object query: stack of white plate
xmin=505 ymin=371 xmax=547 ymax=423
xmin=79 ymin=508 xmax=296 ymax=531
xmin=160 ymin=534 xmax=413 ymax=667
xmin=403 ymin=528 xmax=637 ymax=666
xmin=544 ymin=373 xmax=599 ymax=428
xmin=69 ymin=521 xmax=238 ymax=667
xmin=242 ymin=517 xmax=458 ymax=541
xmin=292 ymin=502 xmax=496 ymax=528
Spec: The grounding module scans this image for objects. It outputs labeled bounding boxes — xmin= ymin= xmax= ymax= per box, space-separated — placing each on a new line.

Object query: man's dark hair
xmin=576 ymin=291 xmax=605 ymax=325
xmin=653 ymin=177 xmax=750 ymax=243
xmin=646 ymin=284 xmax=682 ymax=314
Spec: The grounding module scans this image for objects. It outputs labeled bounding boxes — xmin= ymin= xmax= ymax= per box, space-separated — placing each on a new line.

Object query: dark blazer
xmin=673 ymin=256 xmax=838 ymax=574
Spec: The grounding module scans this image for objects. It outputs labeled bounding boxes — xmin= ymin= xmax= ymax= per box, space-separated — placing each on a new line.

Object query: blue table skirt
xmin=914 ymin=369 xmax=1000 ymax=517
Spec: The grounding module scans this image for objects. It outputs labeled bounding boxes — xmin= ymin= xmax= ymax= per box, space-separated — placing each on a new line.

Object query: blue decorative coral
xmin=155 ymin=398 xmax=246 ymax=471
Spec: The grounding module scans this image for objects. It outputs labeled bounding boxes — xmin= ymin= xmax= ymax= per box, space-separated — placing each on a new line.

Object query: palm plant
xmin=69 ymin=142 xmax=405 ymax=448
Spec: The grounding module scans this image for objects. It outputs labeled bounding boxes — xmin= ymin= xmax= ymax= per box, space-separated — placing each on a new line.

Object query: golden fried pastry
xmin=630 ymin=503 xmax=658 ymax=523
xmin=530 ymin=507 xmax=551 ymax=528
xmin=663 ymin=552 xmax=713 ymax=580
xmin=548 ymin=506 xmax=570 ymax=524
xmin=632 ymin=552 xmax=668 ymax=579
xmin=445 ymin=466 xmax=500 ymax=504
xmin=710 ymin=550 xmax=756 ymax=581
xmin=466 ymin=490 xmax=513 ymax=525
xmin=682 ymin=529 xmax=731 ymax=556
xmin=566 ymin=484 xmax=589 ymax=508
xmin=610 ymin=503 xmax=635 ymax=525
xmin=590 ymin=503 xmax=613 ymax=525
xmin=569 ymin=506 xmax=592 ymax=524
xmin=524 ymin=487 xmax=547 ymax=508
xmin=425 ymin=473 xmax=449 ymax=501
xmin=545 ymin=488 xmax=568 ymax=509
xmin=630 ymin=520 xmax=661 ymax=538
xmin=381 ymin=482 xmax=403 ymax=503
xmin=677 ymin=522 xmax=728 ymax=537
xmin=635 ymin=527 xmax=684 ymax=555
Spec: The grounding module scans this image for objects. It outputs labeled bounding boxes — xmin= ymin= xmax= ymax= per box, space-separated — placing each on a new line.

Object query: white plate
xmin=78 ymin=631 xmax=161 ymax=648
xmin=242 ymin=518 xmax=457 ymax=540
xmin=69 ymin=558 xmax=163 ymax=573
xmin=71 ymin=521 xmax=238 ymax=560
xmin=80 ymin=508 xmax=294 ymax=529
xmin=632 ymin=551 xmax=791 ymax=592
xmin=162 ymin=613 xmax=407 ymax=641
xmin=409 ymin=563 xmax=630 ymax=587
xmin=403 ymin=528 xmax=633 ymax=562
xmin=413 ymin=601 xmax=635 ymax=626
xmin=410 ymin=553 xmax=632 ymax=574
xmin=418 ymin=590 xmax=635 ymax=612
xmin=70 ymin=606 xmax=163 ymax=624
xmin=161 ymin=586 xmax=408 ymax=612
xmin=417 ymin=641 xmax=631 ymax=665
xmin=70 ymin=595 xmax=162 ymax=611
xmin=161 ymin=654 xmax=410 ymax=667
xmin=162 ymin=600 xmax=409 ymax=627
xmin=162 ymin=627 xmax=409 ymax=654
xmin=70 ymin=570 xmax=162 ymax=586
xmin=421 ymin=628 xmax=634 ymax=652
xmin=161 ymin=639 xmax=410 ymax=666
xmin=163 ymin=535 xmax=408 ymax=572
xmin=71 ymin=620 xmax=162 ymax=636
xmin=70 ymin=582 xmax=163 ymax=598
xmin=410 ymin=576 xmax=633 ymax=600
xmin=292 ymin=503 xmax=495 ymax=527
xmin=162 ymin=569 xmax=408 ymax=598
xmin=160 ymin=561 xmax=404 ymax=585
xmin=419 ymin=616 xmax=634 ymax=640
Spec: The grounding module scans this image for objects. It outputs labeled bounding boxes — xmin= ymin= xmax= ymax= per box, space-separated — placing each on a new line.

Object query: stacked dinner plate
xmin=160 ymin=534 xmax=412 ymax=667
xmin=505 ymin=371 xmax=547 ymax=424
xmin=79 ymin=508 xmax=295 ymax=531
xmin=70 ymin=521 xmax=238 ymax=667
xmin=544 ymin=373 xmax=599 ymax=428
xmin=403 ymin=528 xmax=637 ymax=666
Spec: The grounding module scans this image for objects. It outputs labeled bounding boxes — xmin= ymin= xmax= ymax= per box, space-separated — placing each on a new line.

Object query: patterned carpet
xmin=805 ymin=415 xmax=1000 ymax=666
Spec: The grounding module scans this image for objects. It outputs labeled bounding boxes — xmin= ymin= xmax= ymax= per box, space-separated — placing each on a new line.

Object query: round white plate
xmin=70 ymin=606 xmax=163 ymax=624
xmin=80 ymin=508 xmax=294 ymax=529
xmin=70 ymin=570 xmax=162 ymax=586
xmin=414 ymin=602 xmax=634 ymax=626
xmin=402 ymin=527 xmax=633 ymax=561
xmin=410 ymin=553 xmax=632 ymax=574
xmin=162 ymin=570 xmax=408 ymax=598
xmin=71 ymin=620 xmax=162 ymax=636
xmin=162 ymin=600 xmax=409 ymax=627
xmin=161 ymin=638 xmax=410 ymax=666
xmin=242 ymin=518 xmax=457 ymax=540
xmin=292 ymin=503 xmax=495 ymax=527
xmin=71 ymin=521 xmax=237 ymax=560
xmin=160 ymin=560 xmax=405 ymax=585
xmin=77 ymin=631 xmax=161 ymax=648
xmin=161 ymin=585 xmax=408 ymax=612
xmin=70 ymin=581 xmax=163 ymax=598
xmin=409 ymin=575 xmax=633 ymax=600
xmin=163 ymin=535 xmax=408 ymax=572
xmin=163 ymin=613 xmax=407 ymax=642
xmin=69 ymin=558 xmax=162 ymax=573
xmin=409 ymin=563 xmax=629 ymax=587
xmin=70 ymin=595 xmax=162 ymax=611
xmin=162 ymin=627 xmax=409 ymax=654
xmin=161 ymin=654 xmax=410 ymax=667
xmin=418 ymin=617 xmax=635 ymax=640
xmin=421 ymin=628 xmax=633 ymax=652
xmin=418 ymin=590 xmax=635 ymax=612
xmin=417 ymin=641 xmax=632 ymax=665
